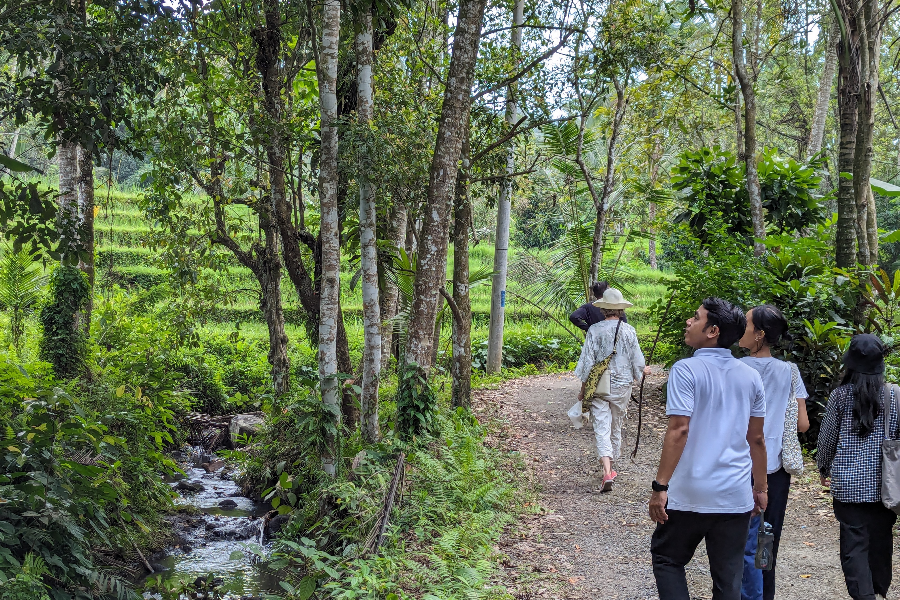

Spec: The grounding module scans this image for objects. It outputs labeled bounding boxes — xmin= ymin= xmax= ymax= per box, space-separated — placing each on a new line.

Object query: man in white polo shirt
xmin=648 ymin=297 xmax=768 ymax=600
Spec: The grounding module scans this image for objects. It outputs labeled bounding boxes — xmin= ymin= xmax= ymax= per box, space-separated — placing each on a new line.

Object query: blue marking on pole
xmin=501 ymin=290 xmax=506 ymax=307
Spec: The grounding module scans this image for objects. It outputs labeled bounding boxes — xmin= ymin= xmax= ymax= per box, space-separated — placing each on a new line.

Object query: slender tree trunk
xmin=734 ymin=71 xmax=743 ymax=154
xmin=255 ymin=0 xmax=293 ymax=396
xmin=199 ymin=3 xmax=290 ymax=397
xmin=835 ymin=2 xmax=860 ymax=267
xmin=867 ymin=186 xmax=878 ymax=264
xmin=852 ymin=0 xmax=879 ymax=266
xmin=380 ymin=203 xmax=407 ymax=372
xmin=808 ymin=20 xmax=838 ymax=157
xmin=485 ymin=0 xmax=524 ymax=374
xmin=452 ymin=134 xmax=473 ymax=407
xmin=404 ymin=0 xmax=488 ymax=370
xmin=732 ymin=0 xmax=765 ymax=256
xmin=648 ymin=137 xmax=662 ymax=269
xmin=57 ymin=140 xmax=79 ymax=257
xmin=76 ymin=145 xmax=94 ymax=333
xmin=317 ymin=0 xmax=342 ymax=475
xmin=357 ymin=9 xmax=381 ymax=442
xmin=259 ymin=225 xmax=291 ymax=397
xmin=587 ymin=79 xmax=627 ymax=282
xmin=7 ymin=129 xmax=20 ymax=159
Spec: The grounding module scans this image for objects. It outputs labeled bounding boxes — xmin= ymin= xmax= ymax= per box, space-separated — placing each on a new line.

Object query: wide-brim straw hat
xmin=592 ymin=288 xmax=633 ymax=309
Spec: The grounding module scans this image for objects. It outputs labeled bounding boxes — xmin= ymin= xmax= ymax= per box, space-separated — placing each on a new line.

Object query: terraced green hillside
xmin=93 ymin=190 xmax=671 ymax=368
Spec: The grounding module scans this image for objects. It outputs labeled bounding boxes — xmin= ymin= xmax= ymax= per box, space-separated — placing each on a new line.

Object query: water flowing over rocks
xmin=143 ymin=449 xmax=280 ymax=598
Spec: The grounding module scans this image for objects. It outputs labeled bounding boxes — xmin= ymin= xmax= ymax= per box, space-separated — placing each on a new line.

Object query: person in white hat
xmin=574 ymin=287 xmax=650 ymax=491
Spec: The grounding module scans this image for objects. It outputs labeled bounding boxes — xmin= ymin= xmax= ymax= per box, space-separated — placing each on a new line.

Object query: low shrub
xmin=471 ymin=331 xmax=581 ymax=371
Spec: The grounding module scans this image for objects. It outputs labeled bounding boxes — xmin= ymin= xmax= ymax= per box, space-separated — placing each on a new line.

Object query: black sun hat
xmin=843 ymin=334 xmax=886 ymax=375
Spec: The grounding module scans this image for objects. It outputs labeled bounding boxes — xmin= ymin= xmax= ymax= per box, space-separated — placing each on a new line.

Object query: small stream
xmin=143 ymin=451 xmax=283 ymax=598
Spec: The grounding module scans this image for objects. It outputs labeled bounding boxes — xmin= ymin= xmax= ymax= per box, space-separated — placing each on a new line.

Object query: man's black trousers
xmin=652 ymin=509 xmax=752 ymax=600
xmin=833 ymin=500 xmax=897 ymax=600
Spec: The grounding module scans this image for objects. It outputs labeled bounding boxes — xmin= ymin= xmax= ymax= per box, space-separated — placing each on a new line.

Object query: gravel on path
xmin=476 ymin=372 xmax=899 ymax=600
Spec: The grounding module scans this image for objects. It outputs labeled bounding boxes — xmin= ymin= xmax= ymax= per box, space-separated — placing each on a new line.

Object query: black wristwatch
xmin=652 ymin=480 xmax=669 ymax=492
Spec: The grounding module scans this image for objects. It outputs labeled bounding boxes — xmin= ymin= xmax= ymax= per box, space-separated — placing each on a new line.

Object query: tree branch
xmin=469 ymin=168 xmax=537 ymax=183
xmin=471 ymin=31 xmax=574 ymax=101
xmin=439 ymin=287 xmax=464 ymax=328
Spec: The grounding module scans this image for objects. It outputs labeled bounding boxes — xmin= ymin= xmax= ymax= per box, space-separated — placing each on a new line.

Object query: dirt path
xmin=476 ymin=372 xmax=899 ymax=600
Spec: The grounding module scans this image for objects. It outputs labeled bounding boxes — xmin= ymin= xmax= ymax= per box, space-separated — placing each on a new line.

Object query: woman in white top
xmin=737 ymin=304 xmax=809 ymax=600
xmin=575 ymin=288 xmax=650 ymax=492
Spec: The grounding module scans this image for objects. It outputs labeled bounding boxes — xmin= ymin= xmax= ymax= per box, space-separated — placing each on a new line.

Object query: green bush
xmin=671 ymin=146 xmax=828 ymax=246
xmin=0 ymin=356 xmax=173 ymax=597
xmin=651 ymin=226 xmax=772 ymax=367
xmin=471 ymin=331 xmax=581 ymax=371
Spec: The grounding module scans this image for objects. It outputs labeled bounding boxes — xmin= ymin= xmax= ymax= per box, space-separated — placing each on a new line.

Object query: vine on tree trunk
xmin=39 ymin=266 xmax=88 ymax=379
xmin=396 ymin=363 xmax=437 ymax=439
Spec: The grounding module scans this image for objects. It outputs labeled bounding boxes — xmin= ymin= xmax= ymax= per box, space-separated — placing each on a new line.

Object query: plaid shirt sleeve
xmin=816 ymin=387 xmax=844 ymax=478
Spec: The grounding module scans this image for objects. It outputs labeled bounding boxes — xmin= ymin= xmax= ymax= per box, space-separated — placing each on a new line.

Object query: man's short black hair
xmin=701 ymin=297 xmax=746 ymax=349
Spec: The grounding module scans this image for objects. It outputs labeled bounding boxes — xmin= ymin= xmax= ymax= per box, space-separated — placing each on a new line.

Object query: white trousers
xmin=590 ymin=387 xmax=632 ymax=460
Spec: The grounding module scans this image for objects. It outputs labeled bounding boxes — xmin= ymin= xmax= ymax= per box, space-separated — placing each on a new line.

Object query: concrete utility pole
xmin=486 ymin=0 xmax=524 ymax=373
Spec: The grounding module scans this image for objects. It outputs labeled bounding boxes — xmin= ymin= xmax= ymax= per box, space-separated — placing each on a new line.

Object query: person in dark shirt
xmin=570 ymin=281 xmax=627 ymax=331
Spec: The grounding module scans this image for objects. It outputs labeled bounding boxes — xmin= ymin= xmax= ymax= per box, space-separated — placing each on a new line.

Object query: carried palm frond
xmin=0 ymin=247 xmax=47 ymax=355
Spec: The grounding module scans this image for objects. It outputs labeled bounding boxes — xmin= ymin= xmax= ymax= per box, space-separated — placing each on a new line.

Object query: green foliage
xmin=0 ymin=553 xmax=51 ymax=600
xmin=671 ymin=146 xmax=748 ymax=244
xmin=671 ymin=147 xmax=828 ymax=245
xmin=0 ymin=180 xmax=60 ymax=257
xmin=651 ymin=226 xmax=772 ymax=366
xmin=471 ymin=332 xmax=580 ymax=371
xmin=395 ymin=363 xmax=437 ymax=439
xmin=757 ymin=149 xmax=829 ymax=233
xmin=256 ymin=406 xmax=522 ymax=600
xmin=0 ymin=248 xmax=46 ymax=355
xmin=0 ymin=371 xmax=131 ymax=598
xmin=39 ymin=266 xmax=89 ymax=379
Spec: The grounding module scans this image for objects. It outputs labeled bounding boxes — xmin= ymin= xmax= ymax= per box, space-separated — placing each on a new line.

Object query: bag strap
xmin=610 ymin=319 xmax=623 ymax=356
xmin=884 ymin=384 xmax=897 ymax=441
xmin=886 ymin=384 xmax=900 ymax=441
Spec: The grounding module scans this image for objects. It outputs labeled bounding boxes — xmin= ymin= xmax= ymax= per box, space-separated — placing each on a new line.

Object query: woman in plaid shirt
xmin=817 ymin=334 xmax=898 ymax=600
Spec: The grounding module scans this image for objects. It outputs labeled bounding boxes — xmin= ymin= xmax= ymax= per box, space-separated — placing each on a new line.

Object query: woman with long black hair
xmin=738 ymin=305 xmax=810 ymax=600
xmin=818 ymin=334 xmax=898 ymax=600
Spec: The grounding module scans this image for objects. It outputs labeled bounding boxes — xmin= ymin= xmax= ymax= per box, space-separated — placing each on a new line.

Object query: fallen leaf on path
xmin=800 ymin=574 xmax=811 ymax=578
xmin=568 ymin=577 xmax=583 ymax=584
xmin=803 ymin=542 xmax=815 ymax=547
xmin=574 ymin=544 xmax=581 ymax=551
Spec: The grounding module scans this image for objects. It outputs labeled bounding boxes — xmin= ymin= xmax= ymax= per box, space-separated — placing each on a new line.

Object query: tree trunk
xmin=357 ymin=8 xmax=381 ymax=443
xmin=76 ymin=145 xmax=94 ymax=334
xmin=867 ymin=185 xmax=878 ymax=264
xmin=380 ymin=203 xmax=407 ymax=372
xmin=648 ymin=137 xmax=662 ymax=269
xmin=485 ymin=0 xmax=524 ymax=374
xmin=851 ymin=0 xmax=879 ymax=266
xmin=451 ymin=133 xmax=473 ymax=408
xmin=808 ymin=20 xmax=838 ymax=157
xmin=588 ymin=79 xmax=627 ymax=282
xmin=834 ymin=1 xmax=860 ymax=268
xmin=57 ymin=140 xmax=79 ymax=259
xmin=318 ymin=0 xmax=342 ymax=476
xmin=734 ymin=70 xmax=743 ymax=155
xmin=732 ymin=0 xmax=765 ymax=256
xmin=259 ymin=233 xmax=291 ymax=397
xmin=254 ymin=0 xmax=293 ymax=397
xmin=404 ymin=0 xmax=488 ymax=370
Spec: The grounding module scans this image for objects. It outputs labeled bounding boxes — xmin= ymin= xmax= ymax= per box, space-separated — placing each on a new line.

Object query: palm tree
xmin=0 ymin=248 xmax=47 ymax=356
